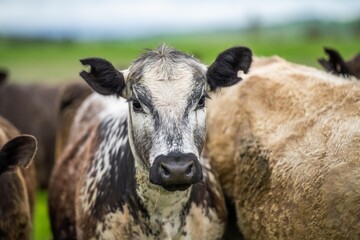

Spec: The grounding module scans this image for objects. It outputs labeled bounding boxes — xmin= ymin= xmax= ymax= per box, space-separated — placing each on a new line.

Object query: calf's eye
xmin=132 ymin=99 xmax=142 ymax=112
xmin=197 ymin=96 xmax=206 ymax=109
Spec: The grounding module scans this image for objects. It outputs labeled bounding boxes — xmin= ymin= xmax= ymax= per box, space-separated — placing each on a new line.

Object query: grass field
xmin=1 ymin=32 xmax=359 ymax=239
xmin=1 ymin=33 xmax=359 ymax=84
xmin=34 ymin=191 xmax=52 ymax=240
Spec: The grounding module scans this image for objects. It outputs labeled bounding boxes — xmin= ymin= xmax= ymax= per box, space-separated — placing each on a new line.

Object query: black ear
xmin=0 ymin=135 xmax=37 ymax=175
xmin=207 ymin=47 xmax=252 ymax=91
xmin=80 ymin=58 xmax=125 ymax=96
xmin=318 ymin=47 xmax=349 ymax=75
xmin=0 ymin=69 xmax=8 ymax=87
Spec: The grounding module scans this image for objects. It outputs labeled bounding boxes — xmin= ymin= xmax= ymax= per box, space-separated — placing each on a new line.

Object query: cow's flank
xmin=207 ymin=56 xmax=360 ymax=239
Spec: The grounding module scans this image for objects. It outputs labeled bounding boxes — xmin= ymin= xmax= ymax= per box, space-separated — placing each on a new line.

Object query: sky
xmin=0 ymin=0 xmax=359 ymax=39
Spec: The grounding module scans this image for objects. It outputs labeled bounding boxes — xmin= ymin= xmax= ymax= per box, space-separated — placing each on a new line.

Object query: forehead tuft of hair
xmin=138 ymin=44 xmax=195 ymax=62
xmin=127 ymin=44 xmax=203 ymax=83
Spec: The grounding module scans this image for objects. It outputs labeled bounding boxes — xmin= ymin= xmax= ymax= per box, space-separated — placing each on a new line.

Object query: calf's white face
xmin=80 ymin=45 xmax=252 ymax=191
xmin=127 ymin=55 xmax=208 ymax=191
xmin=128 ymin=58 xmax=207 ymax=164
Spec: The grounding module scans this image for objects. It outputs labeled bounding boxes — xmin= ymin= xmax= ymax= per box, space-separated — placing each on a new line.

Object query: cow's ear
xmin=318 ymin=48 xmax=349 ymax=75
xmin=80 ymin=58 xmax=125 ymax=96
xmin=0 ymin=135 xmax=37 ymax=175
xmin=0 ymin=69 xmax=8 ymax=87
xmin=207 ymin=47 xmax=252 ymax=91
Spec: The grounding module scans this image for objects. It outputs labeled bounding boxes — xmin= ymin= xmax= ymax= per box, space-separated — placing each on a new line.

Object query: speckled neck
xmin=127 ymin=105 xmax=192 ymax=217
xmin=134 ymin=155 xmax=192 ymax=215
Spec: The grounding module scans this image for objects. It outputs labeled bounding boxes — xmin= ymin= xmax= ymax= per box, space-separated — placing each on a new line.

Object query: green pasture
xmin=1 ymin=33 xmax=359 ymax=84
xmin=0 ymin=32 xmax=358 ymax=240
xmin=34 ymin=191 xmax=51 ymax=240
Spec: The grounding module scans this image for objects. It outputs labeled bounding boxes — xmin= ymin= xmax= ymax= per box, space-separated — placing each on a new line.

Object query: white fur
xmin=130 ymin=60 xmax=207 ymax=165
xmin=80 ymin=95 xmax=129 ymax=213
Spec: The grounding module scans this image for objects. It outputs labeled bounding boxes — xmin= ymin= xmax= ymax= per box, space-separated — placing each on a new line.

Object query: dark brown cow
xmin=0 ymin=79 xmax=60 ymax=188
xmin=55 ymin=82 xmax=92 ymax=159
xmin=49 ymin=45 xmax=252 ymax=239
xmin=0 ymin=116 xmax=37 ymax=240
xmin=318 ymin=47 xmax=360 ymax=79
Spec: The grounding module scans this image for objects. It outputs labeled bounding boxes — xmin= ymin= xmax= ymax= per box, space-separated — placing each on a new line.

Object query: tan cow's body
xmin=207 ymin=56 xmax=360 ymax=239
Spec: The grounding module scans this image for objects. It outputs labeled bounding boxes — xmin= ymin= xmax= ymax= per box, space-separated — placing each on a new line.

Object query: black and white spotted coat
xmin=49 ymin=93 xmax=227 ymax=240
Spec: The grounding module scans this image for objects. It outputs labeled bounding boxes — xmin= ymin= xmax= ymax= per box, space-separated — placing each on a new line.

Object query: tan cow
xmin=207 ymin=56 xmax=360 ymax=239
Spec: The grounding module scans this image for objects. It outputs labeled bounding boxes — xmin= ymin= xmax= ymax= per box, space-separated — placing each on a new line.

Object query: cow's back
xmin=207 ymin=56 xmax=360 ymax=239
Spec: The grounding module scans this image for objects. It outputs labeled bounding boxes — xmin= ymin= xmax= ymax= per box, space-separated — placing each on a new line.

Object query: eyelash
xmin=196 ymin=94 xmax=210 ymax=110
xmin=128 ymin=97 xmax=144 ymax=113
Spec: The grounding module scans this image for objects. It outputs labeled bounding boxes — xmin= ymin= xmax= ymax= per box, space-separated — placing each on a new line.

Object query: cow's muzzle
xmin=149 ymin=152 xmax=203 ymax=191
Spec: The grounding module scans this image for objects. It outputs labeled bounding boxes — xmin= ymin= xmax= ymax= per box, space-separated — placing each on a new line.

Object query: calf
xmin=49 ymin=45 xmax=252 ymax=239
xmin=0 ymin=117 xmax=37 ymax=240
xmin=207 ymin=56 xmax=360 ymax=239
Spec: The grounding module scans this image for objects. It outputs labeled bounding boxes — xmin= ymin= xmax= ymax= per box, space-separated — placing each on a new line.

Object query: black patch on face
xmin=128 ymin=108 xmax=154 ymax=167
xmin=184 ymin=80 xmax=206 ymax=117
xmin=132 ymin=84 xmax=156 ymax=116
xmin=183 ymin=80 xmax=207 ymax=155
xmin=91 ymin=117 xmax=149 ymax=221
xmin=131 ymin=83 xmax=161 ymax=131
xmin=128 ymin=84 xmax=163 ymax=166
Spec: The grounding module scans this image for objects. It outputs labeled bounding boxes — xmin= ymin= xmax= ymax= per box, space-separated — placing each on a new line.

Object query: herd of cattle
xmin=0 ymin=46 xmax=359 ymax=240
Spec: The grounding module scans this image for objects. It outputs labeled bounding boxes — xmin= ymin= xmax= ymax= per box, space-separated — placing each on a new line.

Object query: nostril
xmin=185 ymin=162 xmax=194 ymax=176
xmin=160 ymin=163 xmax=170 ymax=177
